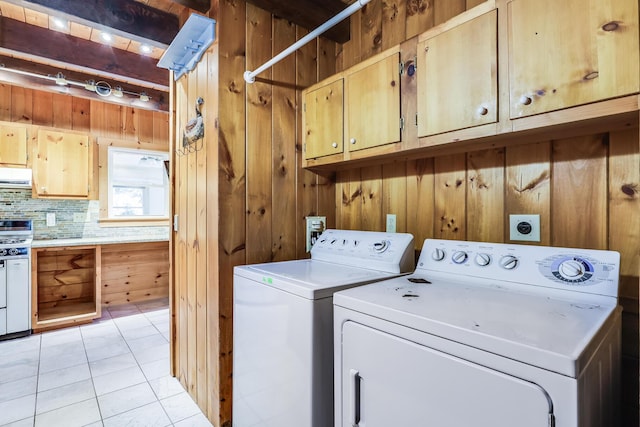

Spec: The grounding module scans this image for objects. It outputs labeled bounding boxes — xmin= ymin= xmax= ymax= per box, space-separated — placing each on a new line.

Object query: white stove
xmin=0 ymin=220 xmax=33 ymax=338
xmin=232 ymin=229 xmax=415 ymax=427
xmin=334 ymin=239 xmax=621 ymax=427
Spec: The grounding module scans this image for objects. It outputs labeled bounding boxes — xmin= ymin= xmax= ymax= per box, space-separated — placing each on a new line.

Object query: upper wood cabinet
xmin=345 ymin=49 xmax=401 ymax=152
xmin=417 ymin=10 xmax=498 ymax=137
xmin=0 ymin=125 xmax=28 ymax=167
xmin=508 ymin=0 xmax=639 ymax=118
xmin=304 ymin=77 xmax=344 ymax=159
xmin=33 ymin=129 xmax=92 ymax=198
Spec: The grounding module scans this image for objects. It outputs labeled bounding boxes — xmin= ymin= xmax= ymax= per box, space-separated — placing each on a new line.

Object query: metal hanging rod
xmin=243 ymin=0 xmax=372 ymax=84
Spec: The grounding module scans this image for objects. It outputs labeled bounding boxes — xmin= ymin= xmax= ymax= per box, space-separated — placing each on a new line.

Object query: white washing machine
xmin=334 ymin=239 xmax=622 ymax=427
xmin=233 ymin=229 xmax=415 ymax=427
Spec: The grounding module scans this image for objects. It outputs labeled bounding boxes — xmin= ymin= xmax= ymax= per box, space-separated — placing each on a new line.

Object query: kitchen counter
xmin=32 ymin=235 xmax=169 ymax=248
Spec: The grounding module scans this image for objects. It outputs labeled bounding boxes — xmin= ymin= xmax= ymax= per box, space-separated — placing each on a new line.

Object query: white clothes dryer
xmin=334 ymin=239 xmax=621 ymax=427
xmin=233 ymin=229 xmax=415 ymax=427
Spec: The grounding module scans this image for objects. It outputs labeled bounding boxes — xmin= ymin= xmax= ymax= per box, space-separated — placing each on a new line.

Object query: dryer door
xmin=340 ymin=321 xmax=554 ymax=427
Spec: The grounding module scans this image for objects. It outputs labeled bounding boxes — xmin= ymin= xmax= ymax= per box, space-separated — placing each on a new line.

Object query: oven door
xmin=0 ymin=260 xmax=6 ymax=335
xmin=340 ymin=321 xmax=554 ymax=427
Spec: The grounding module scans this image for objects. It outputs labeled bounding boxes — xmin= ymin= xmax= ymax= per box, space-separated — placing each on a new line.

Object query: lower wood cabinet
xmin=31 ymin=246 xmax=101 ymax=332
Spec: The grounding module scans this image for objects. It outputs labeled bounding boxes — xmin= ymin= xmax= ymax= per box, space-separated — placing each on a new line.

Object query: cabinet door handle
xmin=477 ymin=106 xmax=489 ymax=116
xmin=520 ymin=95 xmax=533 ymax=106
xmin=350 ymin=369 xmax=361 ymax=426
xmin=332 ymin=142 xmax=338 ymax=148
xmin=350 ymin=138 xmax=357 ymax=145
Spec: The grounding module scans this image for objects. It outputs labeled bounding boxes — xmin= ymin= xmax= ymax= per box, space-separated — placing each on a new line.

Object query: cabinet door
xmin=339 ymin=321 xmax=553 ymax=427
xmin=304 ymin=79 xmax=344 ymax=159
xmin=34 ymin=130 xmax=90 ymax=197
xmin=346 ymin=52 xmax=401 ymax=152
xmin=0 ymin=125 xmax=28 ymax=166
xmin=509 ymin=0 xmax=639 ymax=118
xmin=6 ymin=259 xmax=30 ymax=333
xmin=417 ymin=10 xmax=498 ymax=137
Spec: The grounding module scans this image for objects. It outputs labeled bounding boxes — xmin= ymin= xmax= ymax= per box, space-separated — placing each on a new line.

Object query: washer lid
xmin=334 ymin=274 xmax=619 ymax=377
xmin=234 ymin=260 xmax=402 ymax=300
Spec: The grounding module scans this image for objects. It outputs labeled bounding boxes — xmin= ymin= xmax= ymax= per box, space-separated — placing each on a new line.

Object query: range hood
xmin=0 ymin=168 xmax=32 ymax=189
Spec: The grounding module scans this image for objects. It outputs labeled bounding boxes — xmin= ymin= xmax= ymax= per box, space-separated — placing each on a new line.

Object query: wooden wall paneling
xmin=89 ymin=100 xmax=106 ymax=138
xmin=216 ymin=0 xmax=247 ymax=422
xmin=405 ymin=0 xmax=434 ymax=40
xmin=186 ymin=68 xmax=199 ymax=397
xmin=342 ymin=6 xmax=363 ymax=69
xmin=52 ymin=93 xmax=72 ymax=129
xmin=103 ymin=103 xmax=124 ymax=139
xmin=466 ymin=0 xmax=486 ymax=8
xmin=401 ymin=36 xmax=418 ymax=150
xmin=361 ymin=165 xmax=384 ymax=231
xmin=71 ymin=97 xmax=91 ymax=133
xmin=338 ymin=169 xmax=364 ymax=230
xmin=194 ymin=55 xmax=210 ymax=410
xmin=551 ymin=134 xmax=608 ymax=249
xmin=361 ymin=0 xmax=383 ymax=59
xmin=505 ymin=141 xmax=551 ymax=245
xmin=122 ymin=107 xmax=138 ymax=140
xmin=434 ymin=154 xmax=466 ymax=239
xmin=136 ymin=109 xmax=154 ymax=143
xmin=382 ymin=0 xmax=407 ymax=50
xmin=382 ymin=161 xmax=407 ymax=232
xmin=175 ymin=79 xmax=189 ymax=392
xmin=245 ymin=4 xmax=273 ymax=264
xmin=433 ymin=0 xmax=466 ymax=26
xmin=153 ymin=111 xmax=170 ymax=146
xmin=11 ymin=87 xmax=32 ymax=123
xmin=32 ymin=91 xmax=53 ymax=126
xmin=272 ymin=17 xmax=297 ymax=262
xmin=204 ymin=42 xmax=222 ymax=424
xmin=466 ymin=148 xmax=505 ymax=242
xmin=296 ymin=28 xmax=320 ymax=258
xmin=0 ymin=84 xmax=10 ymax=121
xmin=318 ymin=36 xmax=337 ymax=81
xmin=406 ymin=158 xmax=434 ymax=250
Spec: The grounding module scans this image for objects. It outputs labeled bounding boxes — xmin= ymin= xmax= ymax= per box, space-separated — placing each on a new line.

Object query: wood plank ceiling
xmin=0 ymin=0 xmax=355 ymax=112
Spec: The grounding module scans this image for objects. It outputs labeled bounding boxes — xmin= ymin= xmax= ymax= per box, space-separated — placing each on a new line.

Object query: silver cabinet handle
xmin=332 ymin=142 xmax=338 ymax=148
xmin=350 ymin=369 xmax=361 ymax=426
xmin=350 ymin=137 xmax=356 ymax=145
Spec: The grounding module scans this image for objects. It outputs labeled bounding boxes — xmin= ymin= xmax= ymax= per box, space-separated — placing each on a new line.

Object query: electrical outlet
xmin=306 ymin=216 xmax=326 ymax=252
xmin=73 ymin=212 xmax=86 ymax=223
xmin=386 ymin=214 xmax=397 ymax=233
xmin=46 ymin=212 xmax=56 ymax=227
xmin=509 ymin=214 xmax=540 ymax=242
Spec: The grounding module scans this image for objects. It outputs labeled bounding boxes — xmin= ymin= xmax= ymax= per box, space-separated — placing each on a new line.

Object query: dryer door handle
xmin=350 ymin=369 xmax=362 ymax=426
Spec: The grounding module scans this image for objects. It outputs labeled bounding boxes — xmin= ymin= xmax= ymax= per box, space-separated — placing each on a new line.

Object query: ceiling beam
xmin=168 ymin=0 xmax=210 ymax=14
xmin=11 ymin=0 xmax=180 ymax=46
xmin=0 ymin=55 xmax=169 ymax=112
xmin=244 ymin=0 xmax=351 ymax=43
xmin=0 ymin=16 xmax=169 ymax=90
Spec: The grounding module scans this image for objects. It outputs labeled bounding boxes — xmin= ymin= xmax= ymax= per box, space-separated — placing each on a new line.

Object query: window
xmin=107 ymin=147 xmax=169 ymax=219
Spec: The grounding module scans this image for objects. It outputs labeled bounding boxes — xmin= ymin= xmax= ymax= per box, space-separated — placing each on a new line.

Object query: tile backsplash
xmin=0 ymin=188 xmax=169 ymax=240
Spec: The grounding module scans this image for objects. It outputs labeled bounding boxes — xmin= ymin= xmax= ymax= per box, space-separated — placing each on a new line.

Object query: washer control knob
xmin=559 ymin=260 xmax=585 ymax=279
xmin=431 ymin=248 xmax=446 ymax=261
xmin=500 ymin=255 xmax=519 ymax=270
xmin=452 ymin=251 xmax=468 ymax=264
xmin=373 ymin=240 xmax=390 ymax=253
xmin=475 ymin=253 xmax=491 ymax=266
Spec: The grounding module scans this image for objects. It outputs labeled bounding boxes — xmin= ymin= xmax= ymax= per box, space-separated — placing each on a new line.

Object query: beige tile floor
xmin=0 ymin=299 xmax=212 ymax=427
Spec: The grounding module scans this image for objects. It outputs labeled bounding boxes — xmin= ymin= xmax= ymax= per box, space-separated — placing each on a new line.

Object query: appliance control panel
xmin=311 ymin=229 xmax=415 ymax=274
xmin=418 ymin=239 xmax=620 ymax=298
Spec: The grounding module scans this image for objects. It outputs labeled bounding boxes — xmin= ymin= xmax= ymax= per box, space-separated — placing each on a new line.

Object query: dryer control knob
xmin=452 ymin=251 xmax=468 ymax=264
xmin=431 ymin=248 xmax=446 ymax=261
xmin=373 ymin=240 xmax=390 ymax=253
xmin=475 ymin=253 xmax=491 ymax=266
xmin=559 ymin=260 xmax=585 ymax=279
xmin=500 ymin=255 xmax=519 ymax=270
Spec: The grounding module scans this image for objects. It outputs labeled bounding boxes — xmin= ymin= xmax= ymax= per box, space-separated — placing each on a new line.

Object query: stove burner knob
xmin=431 ymin=248 xmax=446 ymax=261
xmin=475 ymin=253 xmax=491 ymax=266
xmin=559 ymin=260 xmax=585 ymax=279
xmin=452 ymin=251 xmax=468 ymax=264
xmin=0 ymin=249 xmax=6 ymax=256
xmin=500 ymin=255 xmax=519 ymax=270
xmin=8 ymin=248 xmax=18 ymax=256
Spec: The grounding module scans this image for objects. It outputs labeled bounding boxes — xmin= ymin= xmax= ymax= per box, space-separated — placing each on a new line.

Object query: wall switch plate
xmin=386 ymin=214 xmax=397 ymax=233
xmin=509 ymin=214 xmax=540 ymax=242
xmin=306 ymin=216 xmax=326 ymax=253
xmin=46 ymin=212 xmax=56 ymax=227
xmin=73 ymin=212 xmax=86 ymax=223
